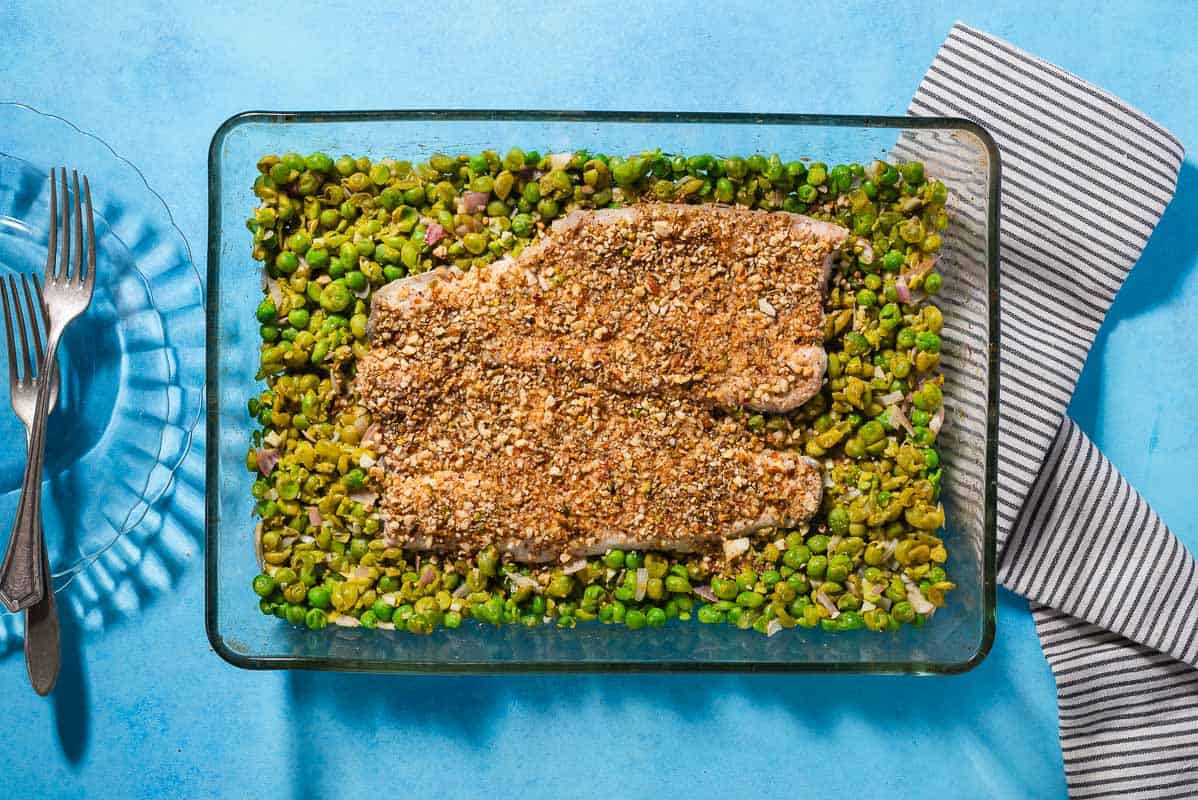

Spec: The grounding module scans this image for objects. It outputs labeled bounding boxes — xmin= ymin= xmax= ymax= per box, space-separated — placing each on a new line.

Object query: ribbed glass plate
xmin=0 ymin=103 xmax=205 ymax=651
xmin=208 ymin=111 xmax=998 ymax=673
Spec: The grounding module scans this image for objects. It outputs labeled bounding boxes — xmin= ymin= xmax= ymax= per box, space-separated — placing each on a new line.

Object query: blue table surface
xmin=2 ymin=2 xmax=1196 ymax=797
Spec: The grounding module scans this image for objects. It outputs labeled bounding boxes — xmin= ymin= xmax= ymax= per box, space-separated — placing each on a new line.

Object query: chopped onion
xmin=547 ymin=152 xmax=573 ymax=171
xmin=693 ymin=585 xmax=718 ymax=602
xmin=815 ymin=590 xmax=840 ymax=619
xmin=359 ymin=454 xmax=376 ymax=469
xmin=886 ymin=404 xmax=914 ymax=436
xmin=348 ymin=490 xmax=378 ymax=507
xmin=878 ymin=596 xmax=893 ymax=611
xmin=377 ymin=622 xmax=396 ymax=631
xmin=255 ymin=448 xmax=281 ymax=476
xmin=508 ymin=573 xmax=539 ymax=591
xmin=418 ymin=565 xmax=435 ymax=587
xmin=307 ymin=507 xmax=323 ymax=528
xmin=381 ymin=592 xmax=399 ymax=607
xmin=861 ymin=600 xmax=876 ymax=612
xmin=929 ymin=406 xmax=945 ymax=436
xmin=351 ymin=565 xmax=372 ymax=580
xmin=895 ymin=275 xmax=911 ymax=304
xmin=332 ymin=614 xmax=361 ymax=628
xmin=363 ymin=423 xmax=382 ymax=446
xmin=828 ymin=535 xmax=843 ymax=553
xmin=723 ymin=537 xmax=750 ymax=560
xmin=901 ymin=574 xmax=936 ymax=615
xmin=878 ymin=390 xmax=904 ymax=406
xmin=766 ymin=619 xmax=783 ymax=637
xmin=634 ymin=568 xmax=649 ymax=601
xmin=263 ymin=430 xmax=283 ymax=448
xmin=253 ymin=523 xmax=264 ymax=570
xmin=452 ymin=582 xmax=471 ymax=598
xmin=562 ymin=558 xmax=588 ymax=575
xmin=857 ymin=238 xmax=875 ymax=265
xmin=424 ymin=221 xmax=447 ymax=247
xmin=873 ymin=365 xmax=885 ymax=380
xmin=352 ymin=283 xmax=371 ymax=299
xmin=265 ymin=275 xmax=284 ymax=309
xmin=461 ymin=191 xmax=489 ymax=213
xmin=774 ymin=537 xmax=787 ymax=552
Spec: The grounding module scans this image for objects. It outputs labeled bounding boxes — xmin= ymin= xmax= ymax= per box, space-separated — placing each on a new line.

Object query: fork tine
xmin=19 ymin=275 xmax=46 ymax=372
xmin=56 ymin=168 xmax=69 ymax=283
xmin=43 ymin=172 xmax=57 ymax=280
xmin=1 ymin=278 xmax=17 ymax=387
xmin=83 ymin=175 xmax=95 ymax=292
xmin=8 ymin=275 xmax=34 ymax=383
xmin=71 ymin=170 xmax=82 ymax=286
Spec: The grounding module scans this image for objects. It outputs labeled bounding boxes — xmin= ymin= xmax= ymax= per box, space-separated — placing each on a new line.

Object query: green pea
xmin=287 ymin=308 xmax=309 ymax=330
xmin=806 ymin=163 xmax=827 ymax=186
xmin=625 ymin=609 xmax=647 ymax=630
xmin=916 ymin=332 xmax=941 ymax=353
xmin=320 ymin=281 xmax=352 ymax=312
xmin=924 ymin=273 xmax=943 ymax=294
xmin=307 ymin=586 xmax=331 ymax=609
xmin=900 ymin=162 xmax=924 ymax=185
xmin=665 ymin=575 xmax=692 ymax=594
xmin=714 ymin=177 xmax=735 ymax=203
xmin=645 ymin=607 xmax=667 ymax=627
xmin=305 ymin=608 xmax=327 ymax=630
xmin=856 ymin=288 xmax=877 ymax=307
xmin=275 ymin=251 xmax=298 ymax=274
xmin=807 ymin=555 xmax=828 ymax=579
xmin=252 ymin=574 xmax=276 ymax=598
xmin=256 ymin=297 xmax=278 ymax=324
xmin=881 ymin=250 xmax=904 ymax=272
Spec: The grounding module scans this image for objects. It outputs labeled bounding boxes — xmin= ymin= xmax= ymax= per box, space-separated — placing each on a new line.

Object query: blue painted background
xmin=3 ymin=1 xmax=1197 ymax=797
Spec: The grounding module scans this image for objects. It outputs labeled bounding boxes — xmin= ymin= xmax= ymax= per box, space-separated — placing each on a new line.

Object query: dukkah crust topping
xmin=358 ymin=204 xmax=846 ymax=562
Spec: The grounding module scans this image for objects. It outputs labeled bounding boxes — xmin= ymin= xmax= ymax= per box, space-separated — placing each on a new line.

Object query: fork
xmin=0 ymin=168 xmax=95 ymax=614
xmin=0 ymin=273 xmax=61 ymax=694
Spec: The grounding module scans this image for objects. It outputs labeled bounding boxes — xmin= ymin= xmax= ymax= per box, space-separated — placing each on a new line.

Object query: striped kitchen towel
xmin=908 ymin=24 xmax=1194 ymax=798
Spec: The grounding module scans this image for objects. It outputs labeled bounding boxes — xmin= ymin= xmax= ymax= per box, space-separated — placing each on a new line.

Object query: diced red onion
xmin=452 ymin=582 xmax=471 ymax=598
xmin=563 ymin=558 xmax=588 ymax=575
xmin=255 ymin=448 xmax=280 ymax=476
xmin=418 ymin=565 xmax=435 ymax=587
xmin=508 ymin=573 xmax=539 ymax=591
xmin=693 ymin=585 xmax=718 ymax=602
xmin=886 ymin=404 xmax=914 ymax=436
xmin=254 ymin=523 xmax=264 ymax=570
xmin=766 ymin=619 xmax=783 ymax=637
xmin=307 ymin=507 xmax=323 ymax=528
xmin=895 ymin=276 xmax=911 ymax=304
xmin=461 ymin=192 xmax=489 ymax=213
xmin=424 ymin=221 xmax=447 ymax=246
xmin=351 ymin=565 xmax=372 ymax=580
xmin=929 ymin=406 xmax=945 ymax=436
xmin=901 ymin=574 xmax=936 ymax=615
xmin=723 ymin=537 xmax=750 ymax=560
xmin=265 ymin=276 xmax=284 ymax=309
xmin=348 ymin=490 xmax=377 ymax=507
xmin=634 ymin=568 xmax=649 ymax=601
xmin=815 ymin=590 xmax=840 ymax=619
xmin=878 ymin=390 xmax=904 ymax=406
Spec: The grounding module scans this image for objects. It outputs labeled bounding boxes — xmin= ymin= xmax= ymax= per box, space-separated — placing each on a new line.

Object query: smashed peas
xmin=246 ymin=149 xmax=954 ymax=635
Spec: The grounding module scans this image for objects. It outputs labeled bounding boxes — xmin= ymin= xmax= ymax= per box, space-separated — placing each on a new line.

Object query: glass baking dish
xmin=206 ymin=111 xmax=999 ymax=674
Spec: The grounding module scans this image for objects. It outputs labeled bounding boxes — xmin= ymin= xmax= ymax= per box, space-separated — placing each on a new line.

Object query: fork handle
xmin=0 ymin=336 xmax=59 ymax=612
xmin=24 ymin=536 xmax=59 ymax=695
xmin=0 ymin=442 xmax=46 ymax=612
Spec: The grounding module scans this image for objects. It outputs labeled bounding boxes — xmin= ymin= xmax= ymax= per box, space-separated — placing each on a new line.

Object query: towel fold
xmin=908 ymin=23 xmax=1194 ymax=798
